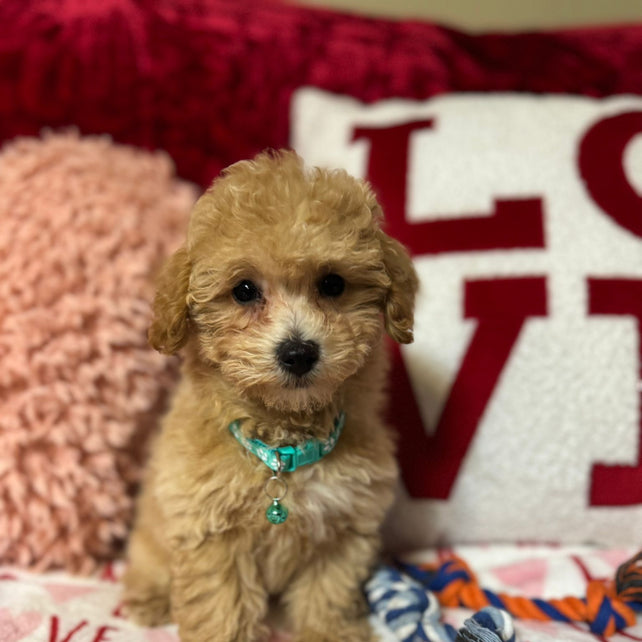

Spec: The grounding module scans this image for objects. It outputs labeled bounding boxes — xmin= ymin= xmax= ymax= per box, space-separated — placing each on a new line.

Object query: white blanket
xmin=2 ymin=545 xmax=641 ymax=641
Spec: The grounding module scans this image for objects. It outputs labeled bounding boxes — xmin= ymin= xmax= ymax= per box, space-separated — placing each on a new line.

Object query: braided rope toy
xmin=366 ymin=565 xmax=515 ymax=642
xmin=367 ymin=551 xmax=642 ymax=641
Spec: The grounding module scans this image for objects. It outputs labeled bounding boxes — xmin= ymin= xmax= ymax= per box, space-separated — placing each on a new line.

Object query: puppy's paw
xmin=176 ymin=615 xmax=272 ymax=642
xmin=294 ymin=617 xmax=377 ymax=642
xmin=122 ymin=594 xmax=171 ymax=627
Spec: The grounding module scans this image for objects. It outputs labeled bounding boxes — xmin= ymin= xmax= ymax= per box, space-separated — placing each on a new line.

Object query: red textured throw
xmin=1 ymin=0 xmax=641 ymax=187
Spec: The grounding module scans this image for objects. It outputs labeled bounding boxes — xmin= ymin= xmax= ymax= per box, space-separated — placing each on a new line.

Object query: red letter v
xmin=391 ymin=278 xmax=547 ymax=499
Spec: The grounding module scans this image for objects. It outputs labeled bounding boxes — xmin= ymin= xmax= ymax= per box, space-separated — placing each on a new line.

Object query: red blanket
xmin=1 ymin=0 xmax=640 ymax=187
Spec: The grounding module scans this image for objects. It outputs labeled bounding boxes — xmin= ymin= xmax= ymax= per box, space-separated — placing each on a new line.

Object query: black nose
xmin=276 ymin=338 xmax=320 ymax=377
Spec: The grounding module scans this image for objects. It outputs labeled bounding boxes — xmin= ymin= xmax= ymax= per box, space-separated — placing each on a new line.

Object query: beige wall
xmin=294 ymin=0 xmax=642 ymax=32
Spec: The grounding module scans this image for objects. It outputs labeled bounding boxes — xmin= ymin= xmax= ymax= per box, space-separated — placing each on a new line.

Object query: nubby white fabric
xmin=292 ymin=90 xmax=642 ymax=547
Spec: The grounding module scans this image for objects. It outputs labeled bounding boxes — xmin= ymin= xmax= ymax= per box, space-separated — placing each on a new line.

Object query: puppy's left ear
xmin=148 ymin=245 xmax=191 ymax=354
xmin=378 ymin=229 xmax=419 ymax=344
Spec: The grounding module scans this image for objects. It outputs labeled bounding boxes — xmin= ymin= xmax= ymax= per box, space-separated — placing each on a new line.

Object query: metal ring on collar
xmin=264 ymin=476 xmax=288 ymax=502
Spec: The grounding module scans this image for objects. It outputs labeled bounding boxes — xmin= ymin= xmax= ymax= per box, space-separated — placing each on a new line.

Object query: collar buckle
xmin=275 ymin=446 xmax=298 ymax=473
xmin=228 ymin=412 xmax=345 ymax=474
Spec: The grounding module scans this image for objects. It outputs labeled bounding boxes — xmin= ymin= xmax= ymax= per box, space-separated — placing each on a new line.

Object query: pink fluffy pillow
xmin=0 ymin=132 xmax=197 ymax=572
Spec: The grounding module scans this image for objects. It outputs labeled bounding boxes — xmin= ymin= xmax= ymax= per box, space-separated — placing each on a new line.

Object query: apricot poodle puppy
xmin=123 ymin=150 xmax=418 ymax=642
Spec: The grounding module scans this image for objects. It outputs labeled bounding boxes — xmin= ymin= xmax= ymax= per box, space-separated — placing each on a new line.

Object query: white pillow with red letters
xmin=291 ymin=89 xmax=642 ymax=549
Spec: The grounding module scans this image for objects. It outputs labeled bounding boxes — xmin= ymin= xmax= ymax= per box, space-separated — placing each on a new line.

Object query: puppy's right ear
xmin=148 ymin=245 xmax=191 ymax=354
xmin=379 ymin=231 xmax=419 ymax=345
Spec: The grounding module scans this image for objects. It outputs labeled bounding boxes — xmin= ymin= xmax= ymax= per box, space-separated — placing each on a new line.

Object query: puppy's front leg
xmin=170 ymin=534 xmax=270 ymax=642
xmin=285 ymin=531 xmax=379 ymax=642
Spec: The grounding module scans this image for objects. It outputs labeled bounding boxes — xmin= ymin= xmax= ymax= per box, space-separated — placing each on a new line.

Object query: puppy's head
xmin=150 ymin=150 xmax=418 ymax=412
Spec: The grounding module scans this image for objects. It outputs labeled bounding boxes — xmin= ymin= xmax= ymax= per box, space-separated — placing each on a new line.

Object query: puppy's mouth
xmin=282 ymin=373 xmax=314 ymax=390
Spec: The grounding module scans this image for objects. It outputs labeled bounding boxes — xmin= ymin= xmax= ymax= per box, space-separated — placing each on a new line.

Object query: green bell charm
xmin=266 ymin=499 xmax=288 ymax=524
xmin=264 ymin=453 xmax=289 ymax=524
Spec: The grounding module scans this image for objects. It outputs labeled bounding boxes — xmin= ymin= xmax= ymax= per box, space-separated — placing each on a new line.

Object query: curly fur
xmin=123 ymin=150 xmax=418 ymax=642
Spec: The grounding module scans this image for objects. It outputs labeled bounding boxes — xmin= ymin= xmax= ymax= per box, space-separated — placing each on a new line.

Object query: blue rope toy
xmin=366 ymin=565 xmax=516 ymax=642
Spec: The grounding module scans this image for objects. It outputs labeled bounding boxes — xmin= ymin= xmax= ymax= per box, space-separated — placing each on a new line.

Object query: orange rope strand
xmin=403 ymin=553 xmax=641 ymax=636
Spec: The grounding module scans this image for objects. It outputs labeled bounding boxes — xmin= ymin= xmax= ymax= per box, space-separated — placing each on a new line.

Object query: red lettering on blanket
xmin=589 ymin=279 xmax=642 ymax=506
xmin=579 ymin=112 xmax=642 ymax=240
xmin=391 ymin=277 xmax=548 ymax=498
xmin=49 ymin=617 xmax=88 ymax=642
xmin=352 ymin=120 xmax=545 ymax=254
xmin=48 ymin=617 xmax=119 ymax=642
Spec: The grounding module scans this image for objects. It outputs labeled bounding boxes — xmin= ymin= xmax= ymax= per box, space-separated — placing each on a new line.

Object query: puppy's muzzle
xmin=276 ymin=338 xmax=320 ymax=378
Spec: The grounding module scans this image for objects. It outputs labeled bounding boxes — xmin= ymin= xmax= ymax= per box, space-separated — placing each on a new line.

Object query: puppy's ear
xmin=379 ymin=230 xmax=419 ymax=344
xmin=148 ymin=245 xmax=191 ymax=354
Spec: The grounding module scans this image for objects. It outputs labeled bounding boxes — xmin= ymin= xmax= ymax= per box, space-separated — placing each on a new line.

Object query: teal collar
xmin=228 ymin=412 xmax=345 ymax=473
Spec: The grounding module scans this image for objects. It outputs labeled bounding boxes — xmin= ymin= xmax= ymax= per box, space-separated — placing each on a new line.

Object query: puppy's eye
xmin=318 ymin=273 xmax=345 ymax=298
xmin=232 ymin=280 xmax=262 ymax=304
